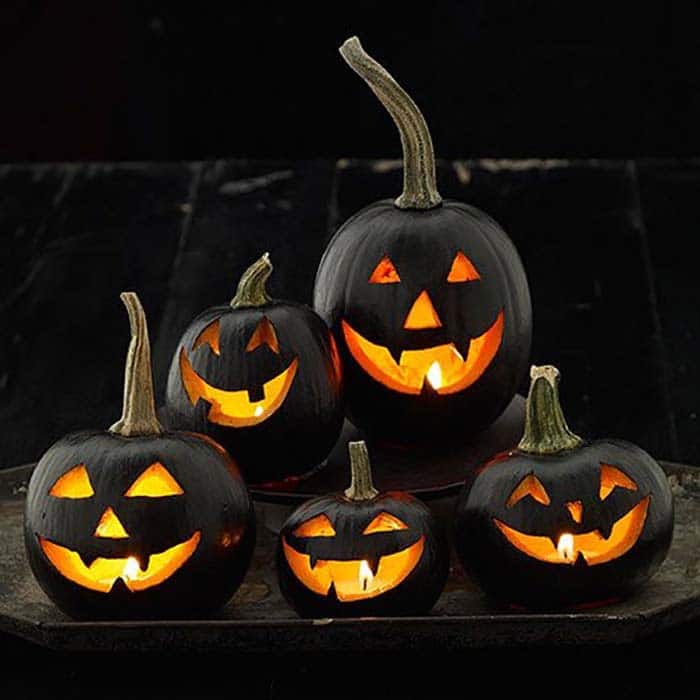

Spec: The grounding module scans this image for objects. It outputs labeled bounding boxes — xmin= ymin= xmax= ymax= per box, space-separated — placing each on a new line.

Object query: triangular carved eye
xmin=125 ymin=463 xmax=184 ymax=498
xmin=447 ymin=251 xmax=481 ymax=282
xmin=246 ymin=317 xmax=279 ymax=354
xmin=193 ymin=319 xmax=220 ymax=355
xmin=293 ymin=514 xmax=336 ymax=538
xmin=369 ymin=256 xmax=401 ymax=284
xmin=507 ymin=474 xmax=551 ymax=508
xmin=600 ymin=464 xmax=637 ymax=500
xmin=50 ymin=464 xmax=95 ymax=499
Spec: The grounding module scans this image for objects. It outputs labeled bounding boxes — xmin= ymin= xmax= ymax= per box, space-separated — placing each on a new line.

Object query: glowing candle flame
xmin=426 ymin=361 xmax=443 ymax=390
xmin=254 ymin=406 xmax=264 ymax=417
xmin=123 ymin=556 xmax=140 ymax=581
xmin=557 ymin=533 xmax=575 ymax=563
xmin=359 ymin=560 xmax=374 ymax=591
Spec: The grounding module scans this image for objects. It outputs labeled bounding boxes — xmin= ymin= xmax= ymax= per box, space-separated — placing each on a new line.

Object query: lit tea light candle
xmin=359 ymin=560 xmax=374 ymax=592
xmin=254 ymin=406 xmax=264 ymax=418
xmin=123 ymin=556 xmax=140 ymax=581
xmin=426 ymin=361 xmax=443 ymax=390
xmin=557 ymin=533 xmax=575 ymax=564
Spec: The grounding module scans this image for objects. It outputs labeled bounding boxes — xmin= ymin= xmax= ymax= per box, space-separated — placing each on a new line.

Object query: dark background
xmin=2 ymin=2 xmax=700 ymax=162
xmin=2 ymin=4 xmax=700 ymax=697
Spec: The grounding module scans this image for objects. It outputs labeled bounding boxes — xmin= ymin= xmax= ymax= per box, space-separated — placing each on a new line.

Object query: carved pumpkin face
xmin=179 ymin=315 xmax=299 ymax=428
xmin=277 ymin=443 xmax=448 ymax=618
xmin=166 ymin=295 xmax=344 ymax=484
xmin=455 ymin=443 xmax=674 ymax=608
xmin=24 ymin=432 xmax=255 ymax=619
xmin=314 ymin=202 xmax=531 ymax=443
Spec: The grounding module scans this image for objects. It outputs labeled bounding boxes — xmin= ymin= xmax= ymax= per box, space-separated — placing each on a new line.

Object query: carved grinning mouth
xmin=39 ymin=532 xmax=201 ymax=592
xmin=493 ymin=497 xmax=650 ymax=566
xmin=282 ymin=537 xmax=425 ymax=602
xmin=179 ymin=348 xmax=298 ymax=427
xmin=342 ymin=310 xmax=503 ymax=395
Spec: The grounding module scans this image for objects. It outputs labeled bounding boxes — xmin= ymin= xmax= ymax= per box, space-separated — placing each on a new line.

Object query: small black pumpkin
xmin=454 ymin=365 xmax=674 ymax=608
xmin=24 ymin=293 xmax=255 ymax=620
xmin=165 ymin=253 xmax=344 ymax=483
xmin=276 ymin=440 xmax=448 ymax=617
xmin=313 ymin=37 xmax=532 ymax=444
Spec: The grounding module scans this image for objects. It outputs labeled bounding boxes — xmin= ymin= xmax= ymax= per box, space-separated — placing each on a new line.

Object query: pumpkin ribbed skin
xmin=314 ymin=199 xmax=532 ymax=443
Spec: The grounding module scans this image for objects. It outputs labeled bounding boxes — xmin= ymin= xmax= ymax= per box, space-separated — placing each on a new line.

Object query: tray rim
xmin=1 ymin=460 xmax=699 ymax=652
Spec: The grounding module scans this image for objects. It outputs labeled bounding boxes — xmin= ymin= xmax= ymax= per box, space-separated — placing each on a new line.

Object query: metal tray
xmin=1 ymin=460 xmax=699 ymax=652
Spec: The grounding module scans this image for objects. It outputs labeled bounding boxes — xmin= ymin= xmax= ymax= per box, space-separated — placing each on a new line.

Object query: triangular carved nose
xmin=94 ymin=507 xmax=130 ymax=539
xmin=403 ymin=290 xmax=442 ymax=330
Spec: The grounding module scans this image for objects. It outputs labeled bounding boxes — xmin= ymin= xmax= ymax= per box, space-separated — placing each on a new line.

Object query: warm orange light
xmin=245 ymin=317 xmax=280 ymax=354
xmin=359 ymin=560 xmax=374 ymax=591
xmin=125 ymin=462 xmax=184 ymax=498
xmin=193 ymin=319 xmax=220 ymax=356
xmin=282 ymin=536 xmax=425 ymax=602
xmin=362 ymin=512 xmax=408 ymax=535
xmin=342 ymin=309 xmax=504 ymax=395
xmin=506 ymin=474 xmax=551 ymax=508
xmin=39 ymin=532 xmax=201 ymax=593
xmin=566 ymin=500 xmax=584 ymax=524
xmin=403 ymin=290 xmax=442 ymax=330
xmin=447 ymin=251 xmax=481 ymax=282
xmin=426 ymin=361 xmax=442 ymax=389
xmin=600 ymin=464 xmax=637 ymax=500
xmin=557 ymin=533 xmax=575 ymax=563
xmin=293 ymin=514 xmax=337 ymax=538
xmin=369 ymin=256 xmax=400 ymax=284
xmin=93 ymin=507 xmax=130 ymax=539
xmin=49 ymin=464 xmax=95 ymax=499
xmin=123 ymin=556 xmax=140 ymax=581
xmin=494 ymin=496 xmax=650 ymax=566
xmin=180 ymin=348 xmax=298 ymax=427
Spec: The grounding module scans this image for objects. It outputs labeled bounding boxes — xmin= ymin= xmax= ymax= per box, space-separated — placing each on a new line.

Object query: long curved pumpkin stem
xmin=518 ymin=365 xmax=583 ymax=455
xmin=110 ymin=292 xmax=163 ymax=437
xmin=339 ymin=36 xmax=442 ymax=211
xmin=230 ymin=253 xmax=273 ymax=308
xmin=345 ymin=441 xmax=379 ymax=501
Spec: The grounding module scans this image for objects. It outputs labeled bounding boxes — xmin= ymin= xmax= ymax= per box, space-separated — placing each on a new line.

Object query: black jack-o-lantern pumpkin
xmin=24 ymin=293 xmax=255 ymax=620
xmin=165 ymin=254 xmax=344 ymax=483
xmin=454 ymin=365 xmax=674 ymax=608
xmin=313 ymin=37 xmax=531 ymax=443
xmin=276 ymin=441 xmax=448 ymax=617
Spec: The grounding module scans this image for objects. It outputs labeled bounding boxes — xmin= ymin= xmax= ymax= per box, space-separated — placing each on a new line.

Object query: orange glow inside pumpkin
xmin=39 ymin=532 xmax=201 ymax=592
xmin=246 ymin=317 xmax=280 ymax=354
xmin=342 ymin=311 xmax=503 ymax=395
xmin=49 ymin=464 xmax=95 ymax=499
xmin=93 ymin=507 xmax=130 ymax=539
xmin=447 ymin=251 xmax=481 ymax=282
xmin=369 ymin=256 xmax=401 ymax=284
xmin=506 ymin=474 xmax=551 ymax=508
xmin=193 ymin=319 xmax=220 ymax=355
xmin=124 ymin=463 xmax=184 ymax=498
xmin=403 ymin=290 xmax=442 ymax=330
xmin=566 ymin=501 xmax=584 ymax=524
xmin=282 ymin=536 xmax=425 ymax=602
xmin=494 ymin=496 xmax=650 ymax=566
xmin=600 ymin=464 xmax=637 ymax=500
xmin=180 ymin=348 xmax=298 ymax=427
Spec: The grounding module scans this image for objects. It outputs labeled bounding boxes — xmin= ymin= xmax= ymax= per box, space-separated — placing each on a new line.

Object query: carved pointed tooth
xmin=309 ymin=553 xmax=319 ymax=570
xmin=574 ymin=551 xmax=588 ymax=568
xmin=140 ymin=555 xmax=150 ymax=572
xmin=81 ymin=552 xmax=100 ymax=568
xmin=367 ymin=556 xmax=381 ymax=576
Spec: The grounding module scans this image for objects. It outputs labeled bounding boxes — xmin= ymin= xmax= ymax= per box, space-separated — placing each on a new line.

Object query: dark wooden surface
xmin=2 ymin=159 xmax=700 ymax=697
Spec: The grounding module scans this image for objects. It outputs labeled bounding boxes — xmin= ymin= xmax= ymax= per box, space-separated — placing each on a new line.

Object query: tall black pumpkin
xmin=313 ymin=37 xmax=531 ymax=444
xmin=454 ymin=365 xmax=674 ymax=608
xmin=24 ymin=293 xmax=255 ymax=620
xmin=165 ymin=254 xmax=344 ymax=483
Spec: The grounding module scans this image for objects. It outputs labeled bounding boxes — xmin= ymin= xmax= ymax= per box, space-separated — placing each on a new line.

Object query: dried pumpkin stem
xmin=339 ymin=36 xmax=442 ymax=210
xmin=518 ymin=365 xmax=583 ymax=455
xmin=230 ymin=253 xmax=273 ymax=308
xmin=110 ymin=292 xmax=163 ymax=437
xmin=345 ymin=441 xmax=379 ymax=501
